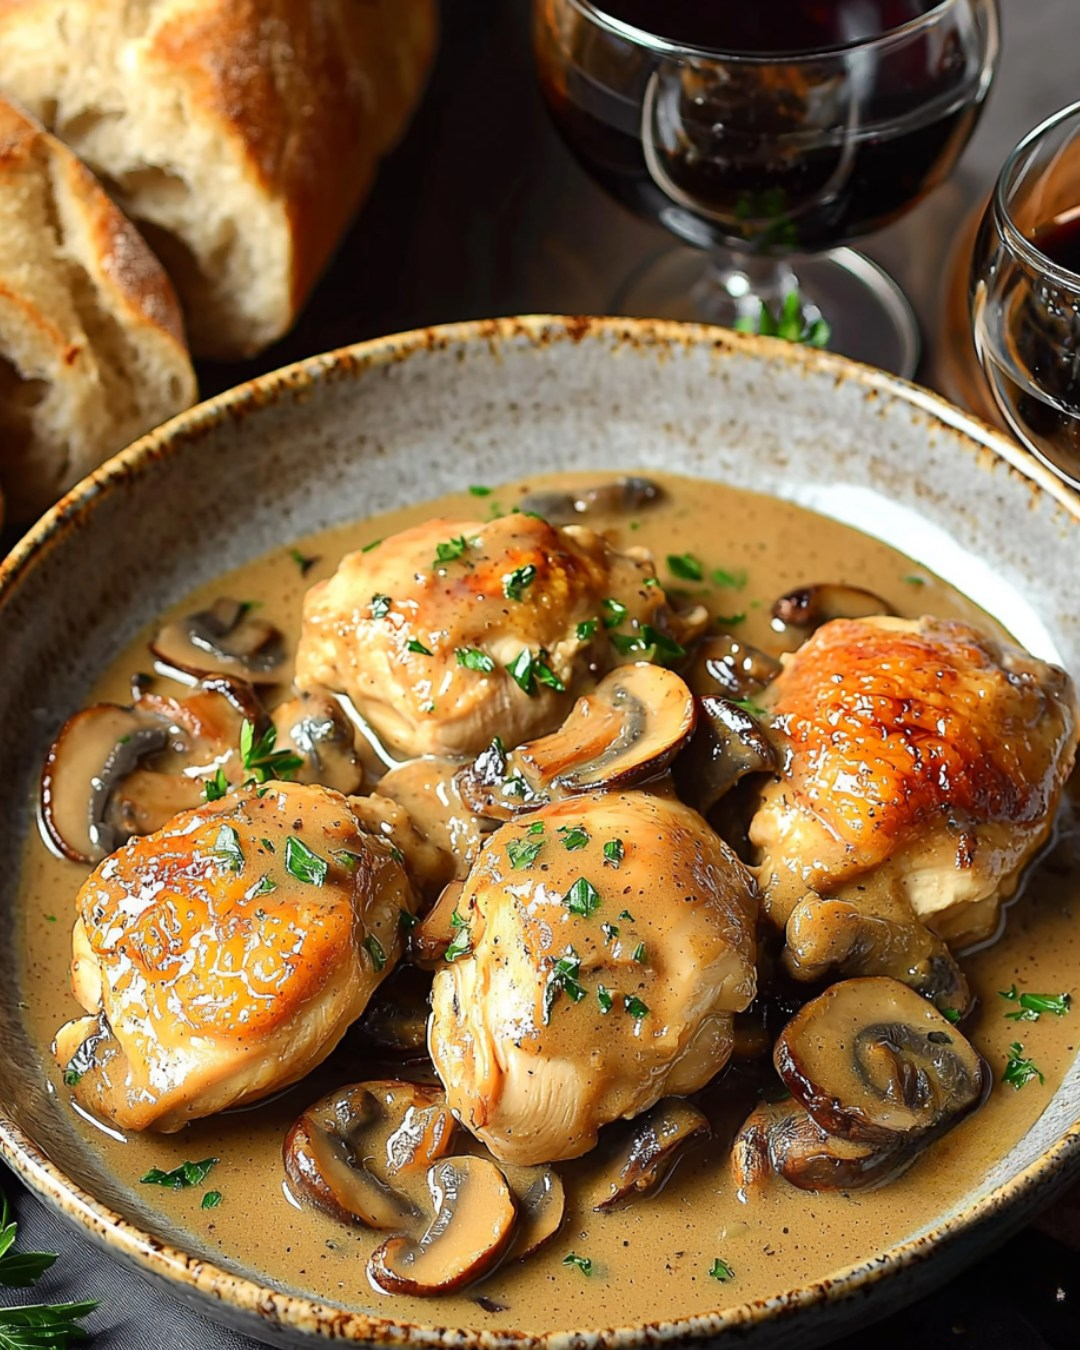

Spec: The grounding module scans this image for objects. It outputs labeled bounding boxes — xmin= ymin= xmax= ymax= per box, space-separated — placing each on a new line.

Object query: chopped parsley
xmin=332 ymin=848 xmax=363 ymax=871
xmin=503 ymin=564 xmax=537 ymax=602
xmin=711 ymin=566 xmax=748 ymax=590
xmin=942 ymin=1007 xmax=961 ymax=1024
xmin=732 ymin=697 xmax=769 ymax=718
xmin=709 ymin=1257 xmax=735 ymax=1282
xmin=618 ymin=909 xmax=635 ymax=921
xmin=361 ymin=537 xmax=383 ymax=553
xmin=1002 ymin=1041 xmax=1045 ymax=1090
xmin=370 ymin=593 xmax=392 ymax=619
xmin=904 ymin=574 xmax=927 ymax=586
xmin=601 ymin=923 xmax=619 ymax=943
xmin=250 ymin=875 xmax=276 ymax=898
xmin=507 ymin=648 xmax=565 ymax=695
xmin=364 ymin=935 xmax=387 ymax=972
xmin=715 ymin=612 xmax=747 ymax=627
xmin=544 ymin=951 xmax=587 ymax=1023
xmin=609 ymin=625 xmax=686 ymax=665
xmin=559 ymin=824 xmax=590 ymax=851
xmin=62 ymin=1069 xmax=81 ymax=1088
xmin=203 ymin=767 xmax=229 ymax=803
xmin=602 ymin=597 xmax=628 ymax=629
xmin=211 ymin=824 xmax=244 ymax=874
xmin=564 ymin=877 xmax=600 ymax=918
xmin=631 ymin=942 xmax=647 ymax=964
xmin=399 ymin=908 xmax=420 ymax=932
xmin=140 ymin=1158 xmax=219 ymax=1190
xmin=201 ymin=1190 xmax=223 ymax=1210
xmin=577 ymin=618 xmax=598 ymax=640
xmin=507 ymin=837 xmax=544 ymax=870
xmin=407 ymin=638 xmax=433 ymax=655
xmin=433 ymin=535 xmax=473 ymax=567
xmin=999 ymin=986 xmax=1071 ymax=1022
xmin=624 ymin=995 xmax=649 ymax=1020
xmin=456 ymin=647 xmax=496 ymax=673
xmin=288 ymin=547 xmax=318 ymax=575
xmin=469 ymin=485 xmax=493 ymax=496
xmin=528 ymin=821 xmax=545 ymax=836
xmin=240 ymin=721 xmax=303 ymax=784
xmin=445 ymin=911 xmax=472 ymax=963
xmin=0 ymin=1190 xmax=60 ymax=1286
xmin=667 ymin=553 xmax=703 ymax=582
xmin=284 ymin=836 xmax=329 ymax=887
xmin=597 ymin=985 xmax=614 ymax=1014
xmin=563 ymin=1252 xmax=592 ymax=1276
xmin=604 ymin=839 xmax=624 ymax=868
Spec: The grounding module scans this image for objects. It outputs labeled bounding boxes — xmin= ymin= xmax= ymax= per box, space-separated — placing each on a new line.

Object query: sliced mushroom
xmin=457 ymin=665 xmax=696 ymax=819
xmin=731 ymin=1098 xmax=912 ymax=1195
xmin=151 ymin=597 xmax=285 ymax=684
xmin=355 ymin=966 xmax=433 ymax=1056
xmin=673 ymin=696 xmax=778 ymax=816
xmin=588 ymin=1099 xmax=710 ymax=1211
xmin=498 ymin=1164 xmax=566 ymax=1260
xmin=519 ymin=476 xmax=663 ymax=523
xmin=783 ymin=890 xmax=971 ymax=1013
xmin=376 ymin=758 xmax=486 ymax=879
xmin=408 ymin=881 xmax=465 ymax=968
xmin=684 ymin=635 xmax=782 ymax=701
xmin=283 ymin=1081 xmax=456 ymax=1229
xmin=769 ymin=584 xmax=895 ymax=653
xmin=368 ymin=1156 xmax=517 ymax=1297
xmin=40 ymin=677 xmax=259 ymax=863
xmin=774 ymin=977 xmax=989 ymax=1147
xmin=271 ymin=689 xmax=363 ymax=794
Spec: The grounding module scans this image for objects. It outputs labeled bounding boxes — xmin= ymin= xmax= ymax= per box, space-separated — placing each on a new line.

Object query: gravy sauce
xmin=17 ymin=471 xmax=1080 ymax=1332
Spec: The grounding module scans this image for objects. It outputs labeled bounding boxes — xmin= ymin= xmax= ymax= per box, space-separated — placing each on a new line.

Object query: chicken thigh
xmin=429 ymin=791 xmax=758 ymax=1166
xmin=55 ymin=780 xmax=415 ymax=1132
xmin=751 ymin=616 xmax=1078 ymax=1001
xmin=294 ymin=512 xmax=697 ymax=760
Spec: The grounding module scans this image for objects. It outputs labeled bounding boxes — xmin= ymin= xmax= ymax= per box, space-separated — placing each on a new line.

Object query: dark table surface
xmin=4 ymin=1 xmax=1080 ymax=1346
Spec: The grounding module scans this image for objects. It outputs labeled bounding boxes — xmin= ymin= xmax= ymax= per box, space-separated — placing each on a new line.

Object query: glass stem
xmin=693 ymin=253 xmax=806 ymax=326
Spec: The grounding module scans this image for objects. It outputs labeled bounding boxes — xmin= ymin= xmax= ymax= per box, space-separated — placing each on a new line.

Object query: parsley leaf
xmin=602 ymin=597 xmax=628 ymax=629
xmin=709 ymin=1257 xmax=735 ymax=1282
xmin=715 ymin=612 xmax=747 ymax=627
xmin=558 ymin=824 xmax=590 ymax=851
xmin=507 ymin=837 xmax=544 ymax=870
xmin=999 ymin=987 xmax=1071 ymax=1022
xmin=604 ymin=839 xmax=624 ymax=868
xmin=503 ymin=564 xmax=538 ymax=602
xmin=203 ymin=768 xmax=229 ymax=803
xmin=399 ymin=908 xmax=420 ymax=932
xmin=597 ymin=985 xmax=614 ymax=1014
xmin=609 ymin=625 xmax=686 ymax=665
xmin=456 ymin=647 xmax=496 ymax=673
xmin=0 ymin=1193 xmax=58 ymax=1288
xmin=711 ymin=566 xmax=748 ymax=590
xmin=564 ymin=877 xmax=600 ymax=918
xmin=285 ymin=836 xmax=329 ymax=887
xmin=577 ymin=618 xmax=598 ymax=640
xmin=201 ymin=1191 xmax=222 ymax=1211
xmin=624 ymin=995 xmax=649 ymax=1020
xmin=1003 ymin=1042 xmax=1045 ymax=1090
xmin=211 ymin=824 xmax=244 ymax=873
xmin=563 ymin=1252 xmax=592 ymax=1276
xmin=445 ymin=911 xmax=472 ymax=962
xmin=544 ymin=950 xmax=587 ymax=1023
xmin=631 ymin=942 xmax=646 ymax=963
xmin=370 ymin=593 xmax=392 ymax=619
xmin=407 ymin=637 xmax=433 ymax=655
xmin=140 ymin=1158 xmax=219 ymax=1189
xmin=433 ymin=535 xmax=472 ymax=567
xmin=0 ymin=1298 xmax=100 ymax=1346
xmin=364 ymin=935 xmax=387 ymax=972
xmin=240 ymin=721 xmax=303 ymax=784
xmin=667 ymin=553 xmax=703 ymax=582
xmin=288 ymin=547 xmax=318 ymax=575
xmin=942 ymin=1007 xmax=961 ymax=1024
xmin=507 ymin=648 xmax=565 ymax=695
xmin=469 ymin=485 xmax=493 ymax=497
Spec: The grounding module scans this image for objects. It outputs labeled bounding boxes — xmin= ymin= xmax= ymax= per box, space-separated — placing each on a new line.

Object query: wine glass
xmin=533 ymin=0 xmax=1000 ymax=377
xmin=970 ymin=101 xmax=1080 ymax=487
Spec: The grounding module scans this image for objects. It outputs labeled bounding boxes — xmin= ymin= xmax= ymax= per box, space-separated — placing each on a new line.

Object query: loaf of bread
xmin=0 ymin=0 xmax=438 ymax=359
xmin=0 ymin=96 xmax=196 ymax=522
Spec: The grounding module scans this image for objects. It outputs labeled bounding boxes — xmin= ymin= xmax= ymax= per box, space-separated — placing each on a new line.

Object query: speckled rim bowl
xmin=2 ymin=317 xmax=1080 ymax=1350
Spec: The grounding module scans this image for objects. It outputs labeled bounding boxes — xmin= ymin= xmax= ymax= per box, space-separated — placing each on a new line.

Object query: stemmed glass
xmin=533 ymin=0 xmax=1000 ymax=376
xmin=970 ymin=101 xmax=1080 ymax=487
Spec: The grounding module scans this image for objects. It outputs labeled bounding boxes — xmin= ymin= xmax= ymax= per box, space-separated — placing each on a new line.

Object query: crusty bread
xmin=0 ymin=96 xmax=196 ymax=522
xmin=0 ymin=0 xmax=438 ymax=359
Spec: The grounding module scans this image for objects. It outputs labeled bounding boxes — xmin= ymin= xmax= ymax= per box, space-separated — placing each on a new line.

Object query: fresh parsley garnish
xmin=503 ymin=564 xmax=537 ymax=602
xmin=601 ymin=923 xmax=619 ymax=943
xmin=711 ymin=566 xmax=748 ymax=590
xmin=544 ymin=950 xmax=587 ymax=1023
xmin=469 ymin=485 xmax=493 ymax=497
xmin=715 ymin=612 xmax=747 ymax=627
xmin=577 ymin=618 xmax=598 ymax=640
xmin=507 ymin=837 xmax=544 ymax=870
xmin=732 ymin=697 xmax=769 ymax=718
xmin=0 ymin=1298 xmax=100 ymax=1346
xmin=201 ymin=1191 xmax=223 ymax=1210
xmin=631 ymin=942 xmax=646 ymax=963
xmin=667 ymin=553 xmax=703 ymax=582
xmin=942 ymin=1007 xmax=961 ymax=1024
xmin=399 ymin=908 xmax=420 ymax=932
xmin=203 ymin=767 xmax=229 ymax=803
xmin=563 ymin=1252 xmax=592 ymax=1276
xmin=618 ymin=909 xmax=635 ymax=921
xmin=364 ymin=935 xmax=387 ymax=973
xmin=564 ymin=877 xmax=600 ymax=918
xmin=288 ymin=547 xmax=318 ymax=575
xmin=140 ymin=1158 xmax=219 ymax=1189
xmin=456 ymin=647 xmax=496 ymax=673
xmin=507 ymin=648 xmax=565 ymax=695
xmin=601 ymin=597 xmax=628 ymax=629
xmin=407 ymin=638 xmax=433 ymax=655
xmin=999 ymin=986 xmax=1071 ymax=1021
xmin=445 ymin=911 xmax=472 ymax=962
xmin=361 ymin=537 xmax=383 ymax=553
xmin=709 ymin=1257 xmax=735 ymax=1282
xmin=250 ymin=874 xmax=276 ymax=898
xmin=370 ymin=593 xmax=392 ymax=619
xmin=433 ymin=535 xmax=472 ymax=567
xmin=0 ymin=1193 xmax=58 ymax=1288
xmin=1003 ymin=1041 xmax=1045 ymax=1090
xmin=609 ymin=625 xmax=686 ymax=665
xmin=211 ymin=824 xmax=244 ymax=874
xmin=559 ymin=825 xmax=590 ymax=851
xmin=904 ymin=574 xmax=927 ymax=586
xmin=284 ymin=836 xmax=328 ymax=887
xmin=240 ymin=721 xmax=303 ymax=784
xmin=597 ymin=985 xmax=614 ymax=1014
xmin=604 ymin=839 xmax=624 ymax=868
xmin=624 ymin=995 xmax=649 ymax=1020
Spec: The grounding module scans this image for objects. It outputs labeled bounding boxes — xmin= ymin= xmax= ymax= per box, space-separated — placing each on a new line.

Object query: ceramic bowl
xmin=2 ymin=317 xmax=1079 ymax=1349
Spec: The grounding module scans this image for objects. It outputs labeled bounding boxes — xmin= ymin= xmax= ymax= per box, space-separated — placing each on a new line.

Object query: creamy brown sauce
xmin=16 ymin=471 xmax=1080 ymax=1332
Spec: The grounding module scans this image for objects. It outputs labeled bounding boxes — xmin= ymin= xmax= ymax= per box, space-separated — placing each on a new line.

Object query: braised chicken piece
xmin=751 ymin=617 xmax=1078 ymax=1001
xmin=429 ymin=791 xmax=758 ymax=1166
xmin=294 ymin=512 xmax=700 ymax=760
xmin=54 ymin=781 xmax=415 ymax=1132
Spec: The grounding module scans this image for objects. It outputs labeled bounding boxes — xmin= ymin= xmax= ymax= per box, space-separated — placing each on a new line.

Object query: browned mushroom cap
xmin=40 ymin=677 xmax=258 ymax=863
xmin=588 ymin=1099 xmax=710 ymax=1211
xmin=283 ymin=1081 xmax=456 ymax=1229
xmin=151 ymin=597 xmax=285 ymax=684
xmin=774 ymin=977 xmax=989 ymax=1146
xmin=519 ymin=476 xmax=663 ymax=523
xmin=731 ymin=1098 xmax=911 ymax=1195
xmin=271 ymin=690 xmax=363 ymax=795
xmin=783 ymin=891 xmax=971 ymax=1014
xmin=457 ymin=665 xmax=696 ymax=819
xmin=368 ymin=1156 xmax=517 ymax=1296
xmin=769 ymin=584 xmax=895 ymax=653
xmin=684 ymin=635 xmax=782 ymax=701
xmin=673 ymin=696 xmax=778 ymax=815
xmin=498 ymin=1164 xmax=566 ymax=1260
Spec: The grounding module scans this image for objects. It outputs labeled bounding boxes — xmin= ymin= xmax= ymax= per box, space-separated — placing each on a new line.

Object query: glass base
xmin=611 ymin=245 xmax=921 ymax=379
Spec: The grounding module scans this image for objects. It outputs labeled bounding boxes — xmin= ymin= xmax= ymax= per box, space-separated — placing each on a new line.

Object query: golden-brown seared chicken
xmin=429 ymin=791 xmax=757 ymax=1166
xmin=295 ymin=512 xmax=696 ymax=760
xmin=54 ymin=781 xmax=415 ymax=1132
xmin=751 ymin=617 xmax=1078 ymax=997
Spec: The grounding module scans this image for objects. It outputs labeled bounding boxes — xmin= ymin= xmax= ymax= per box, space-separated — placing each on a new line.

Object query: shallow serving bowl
xmin=2 ymin=316 xmax=1080 ymax=1349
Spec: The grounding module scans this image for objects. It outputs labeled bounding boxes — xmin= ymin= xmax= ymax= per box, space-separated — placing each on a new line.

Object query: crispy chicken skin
xmin=294 ymin=513 xmax=688 ymax=760
xmin=54 ymin=781 xmax=415 ymax=1132
xmin=429 ymin=791 xmax=758 ymax=1166
xmin=751 ymin=617 xmax=1079 ymax=965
